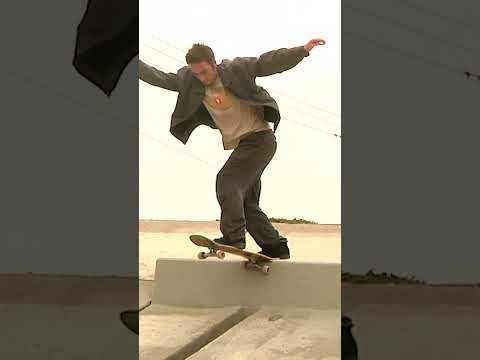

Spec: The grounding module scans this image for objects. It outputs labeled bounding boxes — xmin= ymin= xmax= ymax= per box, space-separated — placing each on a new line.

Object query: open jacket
xmin=139 ymin=46 xmax=310 ymax=144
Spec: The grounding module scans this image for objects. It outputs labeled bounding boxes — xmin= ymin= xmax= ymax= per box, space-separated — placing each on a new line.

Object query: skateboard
xmin=189 ymin=234 xmax=274 ymax=274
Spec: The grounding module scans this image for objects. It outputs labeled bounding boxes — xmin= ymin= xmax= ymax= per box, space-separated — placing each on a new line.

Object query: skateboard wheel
xmin=216 ymin=251 xmax=226 ymax=259
xmin=262 ymin=265 xmax=270 ymax=274
xmin=198 ymin=252 xmax=207 ymax=260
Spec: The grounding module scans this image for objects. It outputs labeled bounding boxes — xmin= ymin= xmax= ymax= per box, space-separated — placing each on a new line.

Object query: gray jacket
xmin=139 ymin=46 xmax=310 ymax=143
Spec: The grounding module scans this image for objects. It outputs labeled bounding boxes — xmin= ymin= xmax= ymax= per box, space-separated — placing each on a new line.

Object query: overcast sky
xmin=139 ymin=0 xmax=342 ymax=224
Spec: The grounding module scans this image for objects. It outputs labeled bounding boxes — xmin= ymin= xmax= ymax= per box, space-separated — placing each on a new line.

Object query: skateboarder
xmin=139 ymin=38 xmax=325 ymax=259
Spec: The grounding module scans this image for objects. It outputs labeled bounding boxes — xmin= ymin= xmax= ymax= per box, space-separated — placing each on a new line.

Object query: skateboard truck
xmin=244 ymin=261 xmax=271 ymax=274
xmin=198 ymin=247 xmax=270 ymax=274
xmin=197 ymin=248 xmax=226 ymax=260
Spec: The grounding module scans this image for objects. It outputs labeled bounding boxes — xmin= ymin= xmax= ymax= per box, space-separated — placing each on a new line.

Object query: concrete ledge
xmin=140 ymin=305 xmax=254 ymax=360
xmin=152 ymin=258 xmax=340 ymax=308
xmin=140 ymin=280 xmax=154 ymax=305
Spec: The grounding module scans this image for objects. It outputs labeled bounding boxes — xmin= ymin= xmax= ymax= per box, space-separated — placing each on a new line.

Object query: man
xmin=139 ymin=38 xmax=325 ymax=258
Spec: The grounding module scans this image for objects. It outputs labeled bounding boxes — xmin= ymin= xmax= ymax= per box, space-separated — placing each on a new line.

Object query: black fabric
xmin=119 ymin=300 xmax=152 ymax=335
xmin=342 ymin=315 xmax=359 ymax=360
xmin=73 ymin=0 xmax=138 ymax=96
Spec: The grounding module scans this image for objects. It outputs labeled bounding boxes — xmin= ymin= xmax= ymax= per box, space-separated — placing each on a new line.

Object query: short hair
xmin=185 ymin=43 xmax=216 ymax=65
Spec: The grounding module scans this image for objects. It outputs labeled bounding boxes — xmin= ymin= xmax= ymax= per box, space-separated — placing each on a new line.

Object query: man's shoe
xmin=258 ymin=242 xmax=290 ymax=259
xmin=214 ymin=236 xmax=246 ymax=250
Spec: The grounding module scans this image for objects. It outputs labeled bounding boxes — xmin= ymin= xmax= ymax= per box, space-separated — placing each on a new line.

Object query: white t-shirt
xmin=203 ymin=76 xmax=271 ymax=150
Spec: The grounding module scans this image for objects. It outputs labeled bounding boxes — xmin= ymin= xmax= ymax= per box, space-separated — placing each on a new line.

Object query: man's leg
xmin=216 ymin=179 xmax=246 ymax=245
xmin=215 ymin=130 xmax=276 ymax=247
xmin=244 ymin=179 xmax=288 ymax=249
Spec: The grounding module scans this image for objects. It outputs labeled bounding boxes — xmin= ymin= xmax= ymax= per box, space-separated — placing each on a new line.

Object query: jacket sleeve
xmin=139 ymin=60 xmax=179 ymax=92
xmin=242 ymin=46 xmax=310 ymax=78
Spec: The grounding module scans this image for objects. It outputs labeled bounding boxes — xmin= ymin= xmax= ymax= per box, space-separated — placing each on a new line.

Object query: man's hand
xmin=304 ymin=38 xmax=326 ymax=53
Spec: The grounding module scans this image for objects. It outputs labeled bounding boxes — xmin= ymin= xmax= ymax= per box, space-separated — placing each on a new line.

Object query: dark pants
xmin=216 ymin=129 xmax=287 ymax=248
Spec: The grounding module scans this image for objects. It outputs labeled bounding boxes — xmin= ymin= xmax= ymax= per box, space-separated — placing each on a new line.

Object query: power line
xmin=277 ymin=100 xmax=341 ymax=129
xmin=139 ymin=131 xmax=217 ymax=168
xmin=11 ymin=56 xmax=337 ymax=179
xmin=282 ymin=117 xmax=341 ymax=138
xmin=146 ymin=5 xmax=479 ymax=62
xmin=141 ymin=37 xmax=342 ymax=119
xmin=343 ymin=2 xmax=480 ymax=82
xmin=344 ymin=31 xmax=480 ymax=93
xmin=140 ymin=80 xmax=340 ymax=139
xmin=7 ymin=62 xmax=218 ymax=170
xmin=343 ymin=31 xmax=464 ymax=75
xmin=148 ymin=34 xmax=186 ymax=54
xmin=343 ymin=2 xmax=480 ymax=58
xmin=392 ymin=0 xmax=479 ymax=34
xmin=140 ymin=60 xmax=171 ymax=74
xmin=141 ymin=42 xmax=185 ymax=65
xmin=269 ymin=88 xmax=341 ymax=119
xmin=140 ymin=42 xmax=342 ymax=136
xmin=139 ymin=60 xmax=341 ymax=139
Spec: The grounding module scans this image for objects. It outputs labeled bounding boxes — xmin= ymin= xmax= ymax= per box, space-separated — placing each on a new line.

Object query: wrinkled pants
xmin=216 ymin=129 xmax=287 ymax=248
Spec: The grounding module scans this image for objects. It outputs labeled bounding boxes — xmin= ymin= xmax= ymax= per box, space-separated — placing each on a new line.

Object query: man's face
xmin=189 ymin=61 xmax=217 ymax=86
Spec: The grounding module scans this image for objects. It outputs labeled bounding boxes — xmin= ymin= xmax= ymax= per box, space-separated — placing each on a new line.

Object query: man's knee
xmin=217 ymin=187 xmax=243 ymax=204
xmin=244 ymin=202 xmax=262 ymax=217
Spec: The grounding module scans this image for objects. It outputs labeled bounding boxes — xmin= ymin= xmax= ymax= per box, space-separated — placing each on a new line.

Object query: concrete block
xmin=152 ymin=258 xmax=340 ymax=308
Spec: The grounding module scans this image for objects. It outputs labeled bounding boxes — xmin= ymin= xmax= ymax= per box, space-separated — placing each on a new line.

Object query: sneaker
xmin=214 ymin=236 xmax=246 ymax=250
xmin=258 ymin=242 xmax=290 ymax=259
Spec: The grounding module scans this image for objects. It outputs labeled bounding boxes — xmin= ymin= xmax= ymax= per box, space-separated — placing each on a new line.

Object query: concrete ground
xmin=0 ymin=303 xmax=137 ymax=359
xmin=139 ymin=305 xmax=339 ymax=360
xmin=0 ymin=274 xmax=138 ymax=359
xmin=138 ymin=220 xmax=341 ymax=359
xmin=3 ymin=221 xmax=479 ymax=358
xmin=140 ymin=305 xmax=250 ymax=360
xmin=0 ymin=221 xmax=341 ymax=359
xmin=342 ymin=284 xmax=480 ymax=359
xmin=187 ymin=307 xmax=340 ymax=360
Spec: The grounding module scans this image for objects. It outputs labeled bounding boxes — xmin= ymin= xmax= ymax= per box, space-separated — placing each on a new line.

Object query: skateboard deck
xmin=189 ymin=234 xmax=274 ymax=274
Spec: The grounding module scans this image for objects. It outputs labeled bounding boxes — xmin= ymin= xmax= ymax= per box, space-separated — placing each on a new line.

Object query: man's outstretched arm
xmin=244 ymin=38 xmax=326 ymax=78
xmin=139 ymin=60 xmax=179 ymax=92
